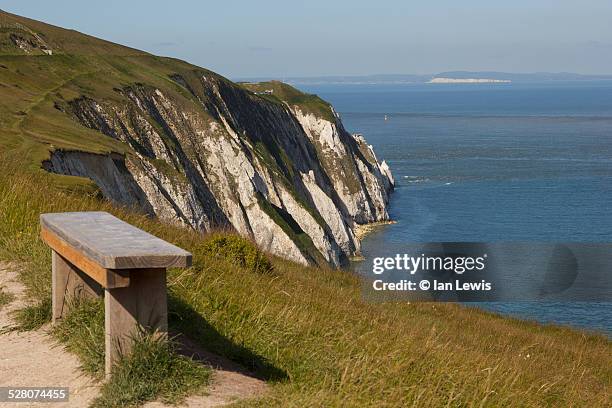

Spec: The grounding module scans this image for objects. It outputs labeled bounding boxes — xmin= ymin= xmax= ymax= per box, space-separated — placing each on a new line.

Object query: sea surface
xmin=298 ymin=81 xmax=612 ymax=335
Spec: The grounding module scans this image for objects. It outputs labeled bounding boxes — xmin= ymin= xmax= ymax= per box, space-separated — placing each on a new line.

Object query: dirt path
xmin=0 ymin=262 xmax=267 ymax=407
xmin=0 ymin=262 xmax=99 ymax=407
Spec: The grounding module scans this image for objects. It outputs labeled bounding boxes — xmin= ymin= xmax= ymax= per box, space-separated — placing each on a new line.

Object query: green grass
xmin=240 ymin=81 xmax=336 ymax=122
xmin=50 ymin=297 xmax=210 ymax=407
xmin=199 ymin=233 xmax=274 ymax=274
xmin=51 ymin=298 xmax=106 ymax=375
xmin=12 ymin=297 xmax=51 ymax=330
xmin=92 ymin=333 xmax=210 ymax=408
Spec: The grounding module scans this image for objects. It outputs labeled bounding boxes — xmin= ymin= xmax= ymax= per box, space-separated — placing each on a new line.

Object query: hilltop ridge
xmin=0 ymin=9 xmax=146 ymax=56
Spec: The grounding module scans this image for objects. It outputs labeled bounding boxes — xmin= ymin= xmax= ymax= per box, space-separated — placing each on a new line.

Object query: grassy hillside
xmin=0 ymin=10 xmax=251 ymax=179
xmin=2 ymin=150 xmax=611 ymax=408
xmin=0 ymin=9 xmax=610 ymax=407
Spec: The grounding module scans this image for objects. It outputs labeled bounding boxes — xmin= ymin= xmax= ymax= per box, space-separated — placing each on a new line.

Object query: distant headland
xmin=237 ymin=71 xmax=612 ymax=85
xmin=428 ymin=77 xmax=511 ymax=84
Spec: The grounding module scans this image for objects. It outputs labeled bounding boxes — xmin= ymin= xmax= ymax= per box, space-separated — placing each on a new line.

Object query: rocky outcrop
xmin=0 ymin=21 xmax=52 ymax=55
xmin=42 ymin=151 xmax=152 ymax=212
xmin=45 ymin=75 xmax=393 ymax=267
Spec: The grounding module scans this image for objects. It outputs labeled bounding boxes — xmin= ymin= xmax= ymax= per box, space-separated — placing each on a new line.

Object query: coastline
xmin=349 ymin=220 xmax=397 ymax=262
xmin=354 ymin=220 xmax=397 ymax=241
xmin=355 ymin=220 xmax=397 ymax=242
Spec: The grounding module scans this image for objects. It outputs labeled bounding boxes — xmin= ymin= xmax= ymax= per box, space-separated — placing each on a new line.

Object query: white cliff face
xmin=125 ymin=159 xmax=211 ymax=231
xmin=45 ymin=76 xmax=394 ymax=267
xmin=301 ymin=170 xmax=359 ymax=256
xmin=380 ymin=161 xmax=395 ymax=190
xmin=292 ymin=109 xmax=393 ymax=224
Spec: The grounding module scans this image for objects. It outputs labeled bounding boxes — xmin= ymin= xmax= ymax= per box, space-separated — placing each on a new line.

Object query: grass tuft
xmin=12 ymin=297 xmax=51 ymax=331
xmin=51 ymin=297 xmax=211 ymax=407
xmin=92 ymin=334 xmax=211 ymax=408
xmin=51 ymin=297 xmax=105 ymax=375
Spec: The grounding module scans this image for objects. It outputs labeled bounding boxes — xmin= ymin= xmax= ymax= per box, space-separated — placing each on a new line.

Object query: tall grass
xmin=92 ymin=333 xmax=211 ymax=408
xmin=0 ymin=152 xmax=610 ymax=407
xmin=51 ymin=298 xmax=106 ymax=375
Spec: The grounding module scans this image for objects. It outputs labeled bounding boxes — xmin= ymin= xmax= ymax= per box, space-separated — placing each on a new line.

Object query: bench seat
xmin=41 ymin=211 xmax=191 ymax=270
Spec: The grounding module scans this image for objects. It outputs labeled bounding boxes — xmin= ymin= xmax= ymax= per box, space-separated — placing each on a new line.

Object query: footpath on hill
xmin=0 ymin=262 xmax=267 ymax=407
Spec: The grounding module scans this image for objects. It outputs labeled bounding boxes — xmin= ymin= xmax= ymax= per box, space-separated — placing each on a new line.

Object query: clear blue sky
xmin=2 ymin=0 xmax=611 ymax=78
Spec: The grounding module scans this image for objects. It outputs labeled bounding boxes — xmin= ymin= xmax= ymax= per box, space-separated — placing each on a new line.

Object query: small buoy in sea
xmin=384 ymin=115 xmax=388 ymax=121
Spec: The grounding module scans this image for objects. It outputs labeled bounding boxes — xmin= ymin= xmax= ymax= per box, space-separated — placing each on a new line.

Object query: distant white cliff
xmin=428 ymin=77 xmax=512 ymax=84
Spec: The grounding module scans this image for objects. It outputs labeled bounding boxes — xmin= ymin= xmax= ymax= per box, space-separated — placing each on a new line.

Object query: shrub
xmin=199 ymin=234 xmax=273 ymax=274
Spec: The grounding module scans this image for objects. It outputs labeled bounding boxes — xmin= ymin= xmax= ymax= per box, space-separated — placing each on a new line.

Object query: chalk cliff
xmin=1 ymin=10 xmax=394 ymax=266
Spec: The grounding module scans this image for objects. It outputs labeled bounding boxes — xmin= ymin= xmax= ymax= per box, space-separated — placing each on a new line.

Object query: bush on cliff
xmin=199 ymin=233 xmax=274 ymax=274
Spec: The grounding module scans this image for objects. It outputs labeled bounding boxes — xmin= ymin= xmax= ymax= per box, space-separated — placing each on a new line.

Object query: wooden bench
xmin=40 ymin=211 xmax=191 ymax=377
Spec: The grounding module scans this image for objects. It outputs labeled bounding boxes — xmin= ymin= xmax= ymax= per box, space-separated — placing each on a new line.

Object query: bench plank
xmin=40 ymin=212 xmax=192 ymax=269
xmin=42 ymin=227 xmax=130 ymax=288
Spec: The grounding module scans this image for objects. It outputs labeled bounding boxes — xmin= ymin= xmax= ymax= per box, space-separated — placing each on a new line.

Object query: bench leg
xmin=104 ymin=268 xmax=168 ymax=377
xmin=51 ymin=250 xmax=102 ymax=323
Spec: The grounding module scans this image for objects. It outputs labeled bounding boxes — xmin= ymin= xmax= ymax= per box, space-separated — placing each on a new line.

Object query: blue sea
xmin=299 ymin=81 xmax=612 ymax=335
